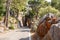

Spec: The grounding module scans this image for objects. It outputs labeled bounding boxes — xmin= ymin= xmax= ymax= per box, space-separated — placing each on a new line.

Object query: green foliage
xmin=11 ymin=0 xmax=29 ymax=11
xmin=0 ymin=0 xmax=6 ymax=16
xmin=42 ymin=1 xmax=50 ymax=7
xmin=10 ymin=0 xmax=29 ymax=18
xmin=58 ymin=15 xmax=60 ymax=17
xmin=38 ymin=6 xmax=59 ymax=17
xmin=0 ymin=17 xmax=2 ymax=21
xmin=29 ymin=10 xmax=35 ymax=18
xmin=28 ymin=0 xmax=51 ymax=18
xmin=51 ymin=0 xmax=60 ymax=10
xmin=56 ymin=12 xmax=60 ymax=17
xmin=9 ymin=24 xmax=15 ymax=30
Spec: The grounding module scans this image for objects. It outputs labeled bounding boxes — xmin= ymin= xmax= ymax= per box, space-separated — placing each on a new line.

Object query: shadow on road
xmin=16 ymin=27 xmax=30 ymax=32
xmin=19 ymin=37 xmax=30 ymax=40
xmin=16 ymin=29 xmax=30 ymax=32
xmin=20 ymin=29 xmax=30 ymax=32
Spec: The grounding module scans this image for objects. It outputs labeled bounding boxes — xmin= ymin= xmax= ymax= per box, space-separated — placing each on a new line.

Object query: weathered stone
xmin=43 ymin=23 xmax=60 ymax=40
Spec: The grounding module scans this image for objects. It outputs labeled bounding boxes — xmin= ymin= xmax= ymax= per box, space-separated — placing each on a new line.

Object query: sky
xmin=45 ymin=0 xmax=51 ymax=2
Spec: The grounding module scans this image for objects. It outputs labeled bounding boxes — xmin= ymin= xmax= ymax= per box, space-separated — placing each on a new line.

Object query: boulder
xmin=43 ymin=23 xmax=60 ymax=40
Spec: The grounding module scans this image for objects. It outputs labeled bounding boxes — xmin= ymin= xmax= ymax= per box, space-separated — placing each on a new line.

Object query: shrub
xmin=38 ymin=6 xmax=59 ymax=18
xmin=9 ymin=25 xmax=15 ymax=30
xmin=0 ymin=17 xmax=2 ymax=21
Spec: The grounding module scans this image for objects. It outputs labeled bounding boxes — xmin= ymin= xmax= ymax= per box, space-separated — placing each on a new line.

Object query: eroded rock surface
xmin=43 ymin=23 xmax=60 ymax=40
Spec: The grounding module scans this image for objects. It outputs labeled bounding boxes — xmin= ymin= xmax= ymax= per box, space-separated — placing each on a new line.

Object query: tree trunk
xmin=5 ymin=0 xmax=12 ymax=27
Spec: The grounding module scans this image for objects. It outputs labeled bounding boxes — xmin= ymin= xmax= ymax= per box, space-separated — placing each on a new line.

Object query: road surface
xmin=0 ymin=27 xmax=31 ymax=40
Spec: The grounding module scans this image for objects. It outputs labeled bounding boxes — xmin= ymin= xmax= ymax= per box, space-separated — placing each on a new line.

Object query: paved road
xmin=0 ymin=27 xmax=31 ymax=40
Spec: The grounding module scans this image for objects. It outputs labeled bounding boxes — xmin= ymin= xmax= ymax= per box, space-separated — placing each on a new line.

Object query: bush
xmin=38 ymin=6 xmax=59 ymax=18
xmin=9 ymin=25 xmax=15 ymax=30
xmin=0 ymin=17 xmax=2 ymax=21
